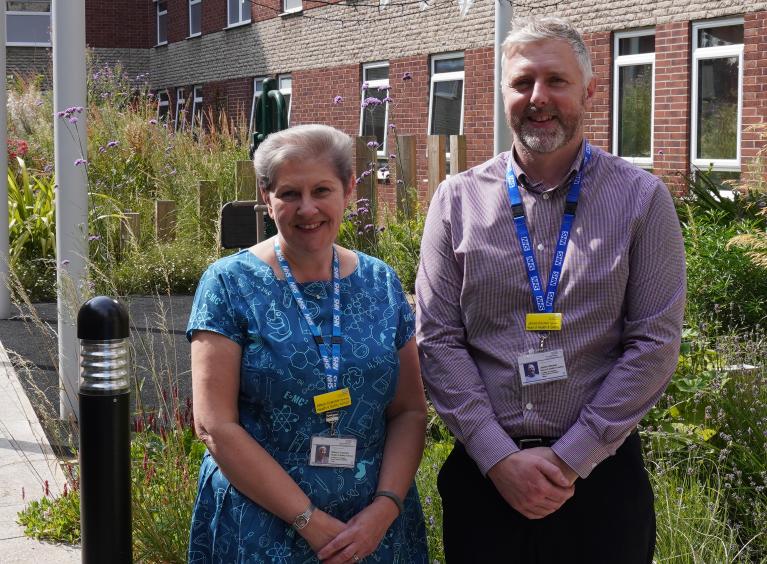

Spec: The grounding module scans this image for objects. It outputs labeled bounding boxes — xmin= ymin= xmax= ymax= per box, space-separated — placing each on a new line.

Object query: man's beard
xmin=512 ymin=105 xmax=583 ymax=154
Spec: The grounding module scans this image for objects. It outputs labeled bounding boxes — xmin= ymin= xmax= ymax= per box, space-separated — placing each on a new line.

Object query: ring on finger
xmin=352 ymin=554 xmax=360 ymax=562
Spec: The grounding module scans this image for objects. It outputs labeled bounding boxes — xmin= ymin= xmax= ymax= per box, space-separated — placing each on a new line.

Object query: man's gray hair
xmin=253 ymin=124 xmax=353 ymax=191
xmin=502 ymin=16 xmax=593 ymax=83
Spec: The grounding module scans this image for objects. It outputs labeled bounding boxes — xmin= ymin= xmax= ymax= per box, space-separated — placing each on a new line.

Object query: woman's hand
xmin=299 ymin=510 xmax=347 ymax=554
xmin=316 ymin=498 xmax=399 ymax=563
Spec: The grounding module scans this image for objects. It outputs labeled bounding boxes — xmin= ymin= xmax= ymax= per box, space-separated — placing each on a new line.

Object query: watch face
xmin=294 ymin=515 xmax=309 ymax=529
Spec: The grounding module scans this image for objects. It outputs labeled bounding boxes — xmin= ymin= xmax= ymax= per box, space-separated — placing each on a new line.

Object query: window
xmin=6 ymin=1 xmax=51 ymax=47
xmin=174 ymin=87 xmax=186 ymax=131
xmin=191 ymin=85 xmax=203 ymax=132
xmin=691 ymin=18 xmax=743 ymax=171
xmin=612 ymin=30 xmax=655 ymax=167
xmin=248 ymin=77 xmax=267 ymax=134
xmin=278 ymin=74 xmax=292 ymax=124
xmin=157 ymin=90 xmax=170 ymax=122
xmin=359 ymin=62 xmax=390 ymax=158
xmin=156 ymin=0 xmax=168 ymax=45
xmin=227 ymin=0 xmax=250 ymax=26
xmin=283 ymin=0 xmax=302 ymax=13
xmin=429 ymin=53 xmax=464 ymax=135
xmin=189 ymin=0 xmax=201 ymax=37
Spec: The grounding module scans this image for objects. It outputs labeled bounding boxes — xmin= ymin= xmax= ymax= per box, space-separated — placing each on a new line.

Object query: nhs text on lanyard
xmin=506 ymin=143 xmax=591 ymax=385
xmin=273 ymin=240 xmax=351 ymax=430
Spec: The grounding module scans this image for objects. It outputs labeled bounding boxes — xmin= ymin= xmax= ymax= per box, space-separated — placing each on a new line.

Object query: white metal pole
xmin=53 ymin=0 xmax=88 ymax=421
xmin=0 ymin=1 xmax=9 ymax=319
xmin=494 ymin=0 xmax=513 ymax=155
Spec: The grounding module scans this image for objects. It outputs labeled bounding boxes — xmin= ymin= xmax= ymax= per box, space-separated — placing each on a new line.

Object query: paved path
xmin=0 ymin=340 xmax=80 ymax=562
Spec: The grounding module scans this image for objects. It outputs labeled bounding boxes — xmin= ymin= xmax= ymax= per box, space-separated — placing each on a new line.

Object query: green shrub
xmin=17 ymin=486 xmax=80 ymax=545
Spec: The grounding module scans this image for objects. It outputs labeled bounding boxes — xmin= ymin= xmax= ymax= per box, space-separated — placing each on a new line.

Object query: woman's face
xmin=263 ymin=157 xmax=353 ymax=258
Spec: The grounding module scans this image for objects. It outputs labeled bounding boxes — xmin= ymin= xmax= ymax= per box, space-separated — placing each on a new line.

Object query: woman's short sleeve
xmin=186 ymin=264 xmax=246 ymax=346
xmin=391 ymin=271 xmax=415 ymax=350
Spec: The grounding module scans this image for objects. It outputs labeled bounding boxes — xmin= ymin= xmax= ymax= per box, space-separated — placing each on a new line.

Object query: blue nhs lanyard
xmin=505 ymin=142 xmax=591 ymax=313
xmin=274 ymin=240 xmax=342 ymax=391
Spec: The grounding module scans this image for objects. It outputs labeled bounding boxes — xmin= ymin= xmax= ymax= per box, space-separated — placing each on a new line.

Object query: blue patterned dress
xmin=186 ymin=249 xmax=428 ymax=563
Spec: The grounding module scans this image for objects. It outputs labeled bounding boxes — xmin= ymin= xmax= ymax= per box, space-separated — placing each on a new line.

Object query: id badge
xmin=517 ymin=349 xmax=568 ymax=386
xmin=309 ymin=435 xmax=357 ymax=468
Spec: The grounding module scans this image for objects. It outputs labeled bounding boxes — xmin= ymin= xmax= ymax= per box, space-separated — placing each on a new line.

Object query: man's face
xmin=502 ymin=39 xmax=595 ymax=155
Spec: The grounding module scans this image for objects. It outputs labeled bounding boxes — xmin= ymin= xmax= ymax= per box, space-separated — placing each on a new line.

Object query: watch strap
xmin=291 ymin=502 xmax=316 ymax=530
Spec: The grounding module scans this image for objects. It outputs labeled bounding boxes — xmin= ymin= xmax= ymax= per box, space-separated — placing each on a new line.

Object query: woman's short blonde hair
xmin=252 ymin=124 xmax=354 ymax=192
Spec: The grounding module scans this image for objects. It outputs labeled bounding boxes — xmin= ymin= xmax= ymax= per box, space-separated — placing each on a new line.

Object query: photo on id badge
xmin=517 ymin=349 xmax=568 ymax=386
xmin=314 ymin=444 xmax=330 ymax=464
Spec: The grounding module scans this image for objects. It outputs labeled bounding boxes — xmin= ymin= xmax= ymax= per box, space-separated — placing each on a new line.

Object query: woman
xmin=187 ymin=124 xmax=429 ymax=563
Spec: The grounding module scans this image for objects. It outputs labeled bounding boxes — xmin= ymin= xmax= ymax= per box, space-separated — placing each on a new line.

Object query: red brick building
xmin=7 ymin=1 xmax=767 ymax=198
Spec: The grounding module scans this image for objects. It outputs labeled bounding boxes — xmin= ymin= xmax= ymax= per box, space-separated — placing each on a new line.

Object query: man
xmin=416 ymin=16 xmax=685 ymax=563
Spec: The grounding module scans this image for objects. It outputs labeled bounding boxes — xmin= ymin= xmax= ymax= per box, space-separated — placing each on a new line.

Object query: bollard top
xmin=77 ymin=296 xmax=129 ymax=340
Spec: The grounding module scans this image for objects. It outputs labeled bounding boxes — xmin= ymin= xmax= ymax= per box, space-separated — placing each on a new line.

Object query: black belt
xmin=511 ymin=436 xmax=559 ymax=449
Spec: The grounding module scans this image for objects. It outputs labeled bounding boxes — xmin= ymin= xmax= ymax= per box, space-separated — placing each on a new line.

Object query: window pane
xmin=361 ymin=89 xmax=387 ymax=148
xmin=6 ymin=13 xmax=50 ymax=44
xmin=284 ymin=0 xmax=302 ymax=11
xmin=158 ymin=12 xmax=167 ymax=43
xmin=434 ymin=57 xmax=464 ymax=74
xmin=240 ymin=0 xmax=249 ymax=20
xmin=190 ymin=1 xmax=201 ymax=34
xmin=431 ymin=79 xmax=463 ymax=135
xmin=279 ymin=76 xmax=292 ymax=90
xmin=364 ymin=66 xmax=389 ymax=81
xmin=697 ymin=57 xmax=738 ymax=160
xmin=697 ymin=25 xmax=743 ymax=48
xmin=618 ymin=64 xmax=652 ymax=158
xmin=618 ymin=34 xmax=655 ymax=55
xmin=228 ymin=0 xmax=239 ymax=24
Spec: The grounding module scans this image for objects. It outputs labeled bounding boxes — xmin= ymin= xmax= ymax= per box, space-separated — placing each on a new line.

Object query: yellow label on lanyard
xmin=313 ymin=388 xmax=352 ymax=414
xmin=525 ymin=313 xmax=562 ymax=331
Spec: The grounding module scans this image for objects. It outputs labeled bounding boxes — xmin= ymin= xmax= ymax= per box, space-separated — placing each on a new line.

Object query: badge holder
xmin=310 ymin=390 xmax=357 ymax=468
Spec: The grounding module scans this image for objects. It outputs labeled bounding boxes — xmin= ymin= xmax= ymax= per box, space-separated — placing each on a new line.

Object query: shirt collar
xmin=509 ymin=141 xmax=586 ymax=194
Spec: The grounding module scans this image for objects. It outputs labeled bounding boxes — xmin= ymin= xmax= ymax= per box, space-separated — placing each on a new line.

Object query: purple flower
xmin=361 ymin=97 xmax=383 ymax=108
xmin=377 ymin=226 xmax=385 ymax=233
xmin=388 ymin=123 xmax=396 ymax=130
xmin=402 ymin=72 xmax=413 ymax=81
xmin=74 ymin=158 xmax=87 ymax=167
xmin=98 ymin=146 xmax=106 ymax=153
xmin=107 ymin=140 xmax=119 ymax=148
xmin=367 ymin=141 xmax=379 ymax=150
xmin=361 ymin=170 xmax=372 ymax=178
xmin=56 ymin=111 xmax=66 ymax=118
xmin=383 ymin=96 xmax=393 ymax=104
xmin=377 ymin=85 xmax=391 ymax=92
xmin=149 ymin=119 xmax=158 ymax=125
xmin=61 ymin=259 xmax=70 ymax=266
xmin=75 ymin=106 xmax=84 ymax=113
xmin=68 ymin=116 xmax=78 ymax=124
xmin=389 ymin=153 xmax=397 ymax=160
xmin=333 ymin=95 xmax=344 ymax=105
xmin=88 ymin=234 xmax=101 ymax=241
xmin=361 ymin=81 xmax=369 ymax=90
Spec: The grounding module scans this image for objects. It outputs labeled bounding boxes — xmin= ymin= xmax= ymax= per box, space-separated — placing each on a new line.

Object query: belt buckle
xmin=518 ymin=438 xmax=544 ymax=449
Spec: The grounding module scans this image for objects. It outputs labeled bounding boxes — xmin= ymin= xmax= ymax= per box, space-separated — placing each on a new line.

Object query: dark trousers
xmin=437 ymin=433 xmax=655 ymax=564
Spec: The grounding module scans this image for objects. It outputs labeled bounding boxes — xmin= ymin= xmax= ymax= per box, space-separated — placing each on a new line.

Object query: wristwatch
xmin=292 ymin=502 xmax=316 ymax=530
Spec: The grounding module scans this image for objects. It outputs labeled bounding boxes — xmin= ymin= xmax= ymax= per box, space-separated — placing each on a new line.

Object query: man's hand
xmin=487 ymin=448 xmax=575 ymax=519
xmin=535 ymin=447 xmax=578 ymax=485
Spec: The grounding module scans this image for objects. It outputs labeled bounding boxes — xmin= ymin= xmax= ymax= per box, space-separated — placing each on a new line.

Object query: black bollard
xmin=78 ymin=296 xmax=132 ymax=563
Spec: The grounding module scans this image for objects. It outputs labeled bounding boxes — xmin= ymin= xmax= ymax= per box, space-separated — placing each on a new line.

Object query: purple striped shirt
xmin=415 ymin=143 xmax=686 ymax=478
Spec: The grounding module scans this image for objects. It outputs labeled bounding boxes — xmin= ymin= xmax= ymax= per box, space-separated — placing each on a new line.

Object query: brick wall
xmin=167 ymin=0 xmax=188 ymax=43
xmin=583 ymin=31 xmax=611 ymax=152
xmin=653 ymin=21 xmax=691 ymax=192
xmin=6 ymin=47 xmax=51 ymax=81
xmin=742 ymin=11 xmax=767 ymax=180
xmin=202 ymin=0 xmax=226 ymax=34
xmin=86 ymin=0 xmax=151 ymax=48
xmin=463 ymin=47 xmax=495 ymax=168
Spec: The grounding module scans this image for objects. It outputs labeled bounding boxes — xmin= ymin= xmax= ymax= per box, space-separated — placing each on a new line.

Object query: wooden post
xmin=450 ymin=135 xmax=468 ymax=175
xmin=236 ymin=160 xmax=258 ymax=201
xmin=197 ymin=180 xmax=217 ymax=240
xmin=155 ymin=200 xmax=176 ymax=242
xmin=354 ymin=136 xmax=378 ymax=248
xmin=427 ymin=135 xmax=446 ymax=202
xmin=395 ymin=135 xmax=417 ymax=218
xmin=120 ymin=211 xmax=140 ymax=253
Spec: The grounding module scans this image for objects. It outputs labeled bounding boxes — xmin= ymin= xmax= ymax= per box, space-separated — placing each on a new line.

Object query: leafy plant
xmin=7 ymin=156 xmax=56 ymax=264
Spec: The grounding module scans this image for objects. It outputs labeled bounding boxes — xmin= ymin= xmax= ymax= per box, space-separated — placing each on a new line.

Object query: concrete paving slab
xmin=0 ymin=340 xmax=81 ymax=560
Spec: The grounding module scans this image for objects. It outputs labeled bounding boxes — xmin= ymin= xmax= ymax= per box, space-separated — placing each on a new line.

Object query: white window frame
xmin=157 ymin=90 xmax=170 ymax=122
xmin=227 ymin=0 xmax=250 ymax=27
xmin=612 ymin=29 xmax=655 ymax=168
xmin=359 ymin=62 xmax=390 ymax=159
xmin=191 ymin=85 xmax=203 ymax=132
xmin=248 ymin=77 xmax=267 ymax=134
xmin=174 ymin=87 xmax=186 ymax=131
xmin=188 ymin=0 xmax=201 ymax=38
xmin=155 ymin=0 xmax=168 ymax=46
xmin=690 ymin=17 xmax=744 ymax=172
xmin=5 ymin=1 xmax=51 ymax=47
xmin=282 ymin=0 xmax=302 ymax=14
xmin=278 ymin=73 xmax=292 ymax=124
xmin=428 ymin=52 xmax=465 ymax=135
